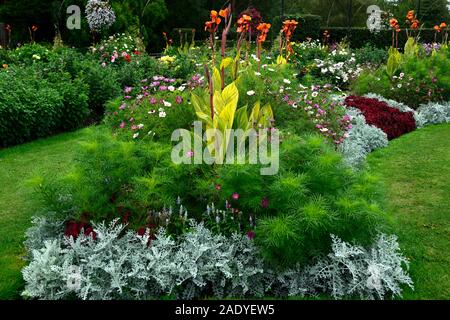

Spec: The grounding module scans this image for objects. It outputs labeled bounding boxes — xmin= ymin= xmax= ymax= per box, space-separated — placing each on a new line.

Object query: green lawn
xmin=0 ymin=124 xmax=449 ymax=300
xmin=0 ymin=128 xmax=92 ymax=300
xmin=367 ymin=124 xmax=450 ymax=299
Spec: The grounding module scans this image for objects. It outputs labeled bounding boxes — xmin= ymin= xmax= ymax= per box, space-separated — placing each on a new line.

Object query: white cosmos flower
xmin=159 ymin=111 xmax=167 ymax=118
xmin=133 ymin=133 xmax=139 ymax=139
xmin=168 ymin=86 xmax=175 ymax=92
xmin=312 ymin=91 xmax=319 ymax=98
xmin=283 ymin=79 xmax=291 ymax=84
xmin=268 ymin=68 xmax=275 ymax=72
xmin=163 ymin=100 xmax=172 ymax=107
xmin=178 ymin=86 xmax=186 ymax=92
xmin=255 ymin=72 xmax=261 ymax=76
xmin=247 ymin=90 xmax=256 ymax=96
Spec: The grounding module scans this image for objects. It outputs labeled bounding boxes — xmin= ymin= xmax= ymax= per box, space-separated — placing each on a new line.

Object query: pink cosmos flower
xmin=232 ymin=192 xmax=240 ymax=200
xmin=119 ymin=103 xmax=126 ymax=110
xmin=124 ymin=87 xmax=133 ymax=93
xmin=176 ymin=96 xmax=183 ymax=104
xmin=119 ymin=121 xmax=126 ymax=128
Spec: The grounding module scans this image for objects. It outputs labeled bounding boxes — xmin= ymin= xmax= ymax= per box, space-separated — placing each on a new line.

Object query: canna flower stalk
xmin=219 ymin=6 xmax=232 ymax=90
xmin=235 ymin=14 xmax=252 ymax=79
xmin=205 ymin=10 xmax=222 ymax=65
xmin=389 ymin=18 xmax=401 ymax=48
xmin=204 ymin=65 xmax=215 ymax=120
xmin=280 ymin=20 xmax=298 ymax=61
xmin=256 ymin=22 xmax=271 ymax=72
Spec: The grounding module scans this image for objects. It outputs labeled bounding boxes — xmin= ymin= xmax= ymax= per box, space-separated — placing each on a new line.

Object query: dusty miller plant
xmin=414 ymin=101 xmax=450 ymax=128
xmin=340 ymin=108 xmax=388 ymax=168
xmin=22 ymin=217 xmax=413 ymax=300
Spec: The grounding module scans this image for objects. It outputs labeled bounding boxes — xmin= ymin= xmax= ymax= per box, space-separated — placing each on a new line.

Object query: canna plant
xmin=278 ymin=20 xmax=298 ymax=64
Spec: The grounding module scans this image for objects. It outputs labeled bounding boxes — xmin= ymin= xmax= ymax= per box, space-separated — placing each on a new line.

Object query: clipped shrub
xmin=344 ymin=96 xmax=416 ymax=140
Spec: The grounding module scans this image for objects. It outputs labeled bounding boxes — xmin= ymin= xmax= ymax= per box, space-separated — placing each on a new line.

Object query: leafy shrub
xmin=353 ymin=44 xmax=388 ymax=67
xmin=250 ymin=134 xmax=387 ymax=267
xmin=75 ymin=58 xmax=121 ymax=118
xmin=352 ymin=47 xmax=449 ymax=108
xmin=339 ymin=108 xmax=389 ymax=168
xmin=0 ymin=65 xmax=89 ymax=147
xmin=415 ymin=101 xmax=450 ymax=128
xmin=344 ymin=96 xmax=416 ymax=140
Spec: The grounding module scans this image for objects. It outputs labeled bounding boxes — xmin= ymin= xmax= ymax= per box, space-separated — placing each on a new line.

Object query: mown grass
xmin=0 ymin=124 xmax=448 ymax=300
xmin=367 ymin=124 xmax=450 ymax=299
xmin=0 ymin=128 xmax=93 ymax=299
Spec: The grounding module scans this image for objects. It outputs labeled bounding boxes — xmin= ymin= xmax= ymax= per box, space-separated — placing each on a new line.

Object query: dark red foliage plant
xmin=344 ymin=96 xmax=417 ymax=140
xmin=65 ymin=220 xmax=97 ymax=240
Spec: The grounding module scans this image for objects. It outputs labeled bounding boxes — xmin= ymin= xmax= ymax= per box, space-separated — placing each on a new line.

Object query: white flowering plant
xmin=85 ymin=0 xmax=116 ymax=33
xmin=314 ymin=48 xmax=363 ymax=88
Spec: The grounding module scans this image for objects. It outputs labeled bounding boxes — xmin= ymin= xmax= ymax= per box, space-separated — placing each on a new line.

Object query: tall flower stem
xmin=204 ymin=65 xmax=214 ymax=120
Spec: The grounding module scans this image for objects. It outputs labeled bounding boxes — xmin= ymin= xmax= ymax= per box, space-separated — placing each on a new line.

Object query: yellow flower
xmin=160 ymin=55 xmax=175 ymax=64
xmin=2 ymin=64 xmax=8 ymax=69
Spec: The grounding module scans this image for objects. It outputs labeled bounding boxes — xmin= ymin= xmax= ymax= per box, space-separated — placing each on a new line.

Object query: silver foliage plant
xmin=85 ymin=0 xmax=116 ymax=32
xmin=414 ymin=101 xmax=450 ymax=128
xmin=22 ymin=218 xmax=413 ymax=300
xmin=340 ymin=108 xmax=388 ymax=168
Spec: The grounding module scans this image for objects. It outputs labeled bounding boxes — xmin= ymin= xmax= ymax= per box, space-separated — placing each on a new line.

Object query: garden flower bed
xmin=0 ymin=2 xmax=449 ymax=302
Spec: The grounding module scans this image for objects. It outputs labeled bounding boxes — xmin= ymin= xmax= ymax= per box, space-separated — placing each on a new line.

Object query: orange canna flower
xmin=205 ymin=10 xmax=222 ymax=33
xmin=440 ymin=22 xmax=447 ymax=29
xmin=282 ymin=20 xmax=299 ymax=39
xmin=219 ymin=8 xmax=230 ymax=19
xmin=406 ymin=10 xmax=415 ymax=22
xmin=257 ymin=23 xmax=271 ymax=43
xmin=434 ymin=25 xmax=441 ymax=33
xmin=2 ymin=64 xmax=8 ymax=69
xmin=31 ymin=25 xmax=38 ymax=32
xmin=237 ymin=14 xmax=252 ymax=33
xmin=389 ymin=18 xmax=398 ymax=28
xmin=411 ymin=20 xmax=419 ymax=30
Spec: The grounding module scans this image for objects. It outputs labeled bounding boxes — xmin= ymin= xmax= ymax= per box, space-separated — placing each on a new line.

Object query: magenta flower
xmin=247 ymin=231 xmax=255 ymax=240
xmin=186 ymin=150 xmax=194 ymax=158
xmin=119 ymin=103 xmax=126 ymax=110
xmin=149 ymin=97 xmax=158 ymax=105
xmin=176 ymin=96 xmax=183 ymax=104
xmin=232 ymin=192 xmax=240 ymax=200
xmin=119 ymin=121 xmax=126 ymax=129
xmin=215 ymin=184 xmax=222 ymax=191
xmin=124 ymin=86 xmax=133 ymax=93
xmin=124 ymin=95 xmax=132 ymax=100
xmin=159 ymin=86 xmax=168 ymax=91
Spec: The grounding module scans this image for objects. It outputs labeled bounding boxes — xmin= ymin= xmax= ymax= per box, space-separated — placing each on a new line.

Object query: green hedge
xmin=0 ymin=66 xmax=89 ymax=147
xmin=322 ymin=27 xmax=438 ymax=49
